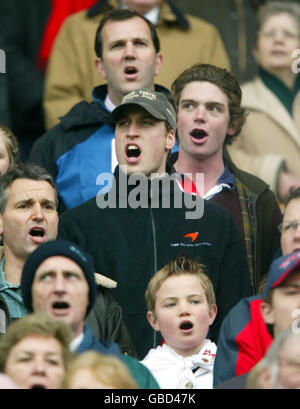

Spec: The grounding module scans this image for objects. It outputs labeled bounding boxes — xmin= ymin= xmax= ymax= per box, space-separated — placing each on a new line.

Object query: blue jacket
xmin=77 ymin=325 xmax=159 ymax=389
xmin=76 ymin=324 xmax=122 ymax=357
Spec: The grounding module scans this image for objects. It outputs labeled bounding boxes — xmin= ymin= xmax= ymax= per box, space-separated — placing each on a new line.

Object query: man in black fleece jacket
xmin=58 ymin=88 xmax=252 ymax=358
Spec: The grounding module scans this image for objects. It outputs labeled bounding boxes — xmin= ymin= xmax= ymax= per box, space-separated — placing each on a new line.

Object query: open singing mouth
xmin=29 ymin=226 xmax=45 ymax=238
xmin=52 ymin=301 xmax=70 ymax=310
xmin=190 ymin=129 xmax=208 ymax=140
xmin=124 ymin=66 xmax=138 ymax=76
xmin=126 ymin=144 xmax=141 ymax=158
xmin=179 ymin=320 xmax=194 ymax=331
xmin=30 ymin=384 xmax=46 ymax=389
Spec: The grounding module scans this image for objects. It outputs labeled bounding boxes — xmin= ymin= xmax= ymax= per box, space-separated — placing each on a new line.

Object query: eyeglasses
xmin=278 ymin=220 xmax=300 ymax=233
xmin=259 ymin=29 xmax=299 ymax=39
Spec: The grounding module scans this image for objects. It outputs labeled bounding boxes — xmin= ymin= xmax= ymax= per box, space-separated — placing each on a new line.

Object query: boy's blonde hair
xmin=62 ymin=351 xmax=138 ymax=389
xmin=145 ymin=255 xmax=216 ymax=314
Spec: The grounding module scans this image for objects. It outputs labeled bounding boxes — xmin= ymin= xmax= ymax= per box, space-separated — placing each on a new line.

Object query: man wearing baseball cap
xmin=214 ymin=187 xmax=300 ymax=388
xmin=214 ymin=251 xmax=300 ymax=389
xmin=58 ymin=87 xmax=251 ymax=359
xmin=260 ymin=251 xmax=300 ymax=340
xmin=110 ymin=88 xmax=177 ymax=178
xmin=21 ymin=239 xmax=159 ymax=388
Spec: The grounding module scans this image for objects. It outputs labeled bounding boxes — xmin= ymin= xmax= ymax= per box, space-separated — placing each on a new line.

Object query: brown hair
xmin=171 ymin=64 xmax=247 ymax=145
xmin=0 ymin=162 xmax=58 ymax=214
xmin=94 ymin=8 xmax=160 ymax=58
xmin=146 ymin=255 xmax=216 ymax=314
xmin=0 ymin=313 xmax=73 ymax=372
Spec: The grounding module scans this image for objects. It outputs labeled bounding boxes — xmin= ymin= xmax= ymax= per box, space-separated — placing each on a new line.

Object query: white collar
xmin=104 ymin=93 xmax=116 ymax=112
xmin=143 ymin=6 xmax=160 ymax=25
xmin=204 ymin=183 xmax=231 ymax=200
xmin=119 ymin=2 xmax=160 ymax=25
xmin=69 ymin=332 xmax=84 ymax=352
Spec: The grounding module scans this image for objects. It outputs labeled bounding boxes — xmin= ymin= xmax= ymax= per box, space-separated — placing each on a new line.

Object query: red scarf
xmin=37 ymin=0 xmax=98 ymax=71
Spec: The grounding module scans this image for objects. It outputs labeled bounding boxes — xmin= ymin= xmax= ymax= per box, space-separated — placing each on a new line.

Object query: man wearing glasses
xmin=280 ymin=187 xmax=300 ymax=255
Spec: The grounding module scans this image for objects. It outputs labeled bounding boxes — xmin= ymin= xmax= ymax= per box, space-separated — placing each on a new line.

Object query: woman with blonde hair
xmin=0 ymin=124 xmax=19 ymax=174
xmin=63 ymin=351 xmax=139 ymax=389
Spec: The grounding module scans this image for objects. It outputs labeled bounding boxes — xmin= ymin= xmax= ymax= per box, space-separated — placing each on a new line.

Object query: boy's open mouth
xmin=179 ymin=320 xmax=194 ymax=331
xmin=31 ymin=384 xmax=46 ymax=389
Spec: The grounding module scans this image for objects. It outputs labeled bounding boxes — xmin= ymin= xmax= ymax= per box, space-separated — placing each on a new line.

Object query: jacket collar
xmin=169 ymin=148 xmax=269 ymax=197
xmin=60 ymin=83 xmax=170 ymax=130
xmin=59 ymin=85 xmax=109 ymax=130
xmin=224 ymin=148 xmax=268 ymax=196
xmin=76 ymin=325 xmax=122 ymax=356
xmin=87 ymin=0 xmax=189 ymax=29
xmin=110 ymin=162 xmax=180 ymax=203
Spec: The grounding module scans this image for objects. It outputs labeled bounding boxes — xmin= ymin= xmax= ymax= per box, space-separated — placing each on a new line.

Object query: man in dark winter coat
xmin=58 ymin=88 xmax=252 ymax=359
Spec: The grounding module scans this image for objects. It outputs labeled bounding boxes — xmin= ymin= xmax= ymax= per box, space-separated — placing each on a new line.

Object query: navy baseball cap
xmin=264 ymin=251 xmax=300 ymax=295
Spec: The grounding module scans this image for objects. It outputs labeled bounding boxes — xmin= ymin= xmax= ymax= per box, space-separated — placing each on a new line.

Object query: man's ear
xmin=165 ymin=129 xmax=176 ymax=152
xmin=208 ymin=304 xmax=217 ymax=326
xmin=94 ymin=58 xmax=107 ymax=80
xmin=227 ymin=122 xmax=237 ymax=136
xmin=258 ymin=366 xmax=272 ymax=389
xmin=154 ymin=53 xmax=163 ymax=77
xmin=147 ymin=310 xmax=160 ymax=331
xmin=260 ymin=301 xmax=275 ymax=326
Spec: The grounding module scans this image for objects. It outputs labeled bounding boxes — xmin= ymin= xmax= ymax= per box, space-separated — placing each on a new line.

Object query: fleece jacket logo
xmin=170 ymin=233 xmax=212 ymax=248
xmin=184 ymin=232 xmax=199 ymax=242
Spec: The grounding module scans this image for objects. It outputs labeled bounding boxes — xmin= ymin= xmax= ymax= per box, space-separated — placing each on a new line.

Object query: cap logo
xmin=279 ymin=251 xmax=300 ymax=270
xmin=123 ymin=89 xmax=157 ymax=102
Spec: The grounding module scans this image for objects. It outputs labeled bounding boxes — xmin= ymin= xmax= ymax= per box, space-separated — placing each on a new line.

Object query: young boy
xmin=142 ymin=255 xmax=217 ymax=389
